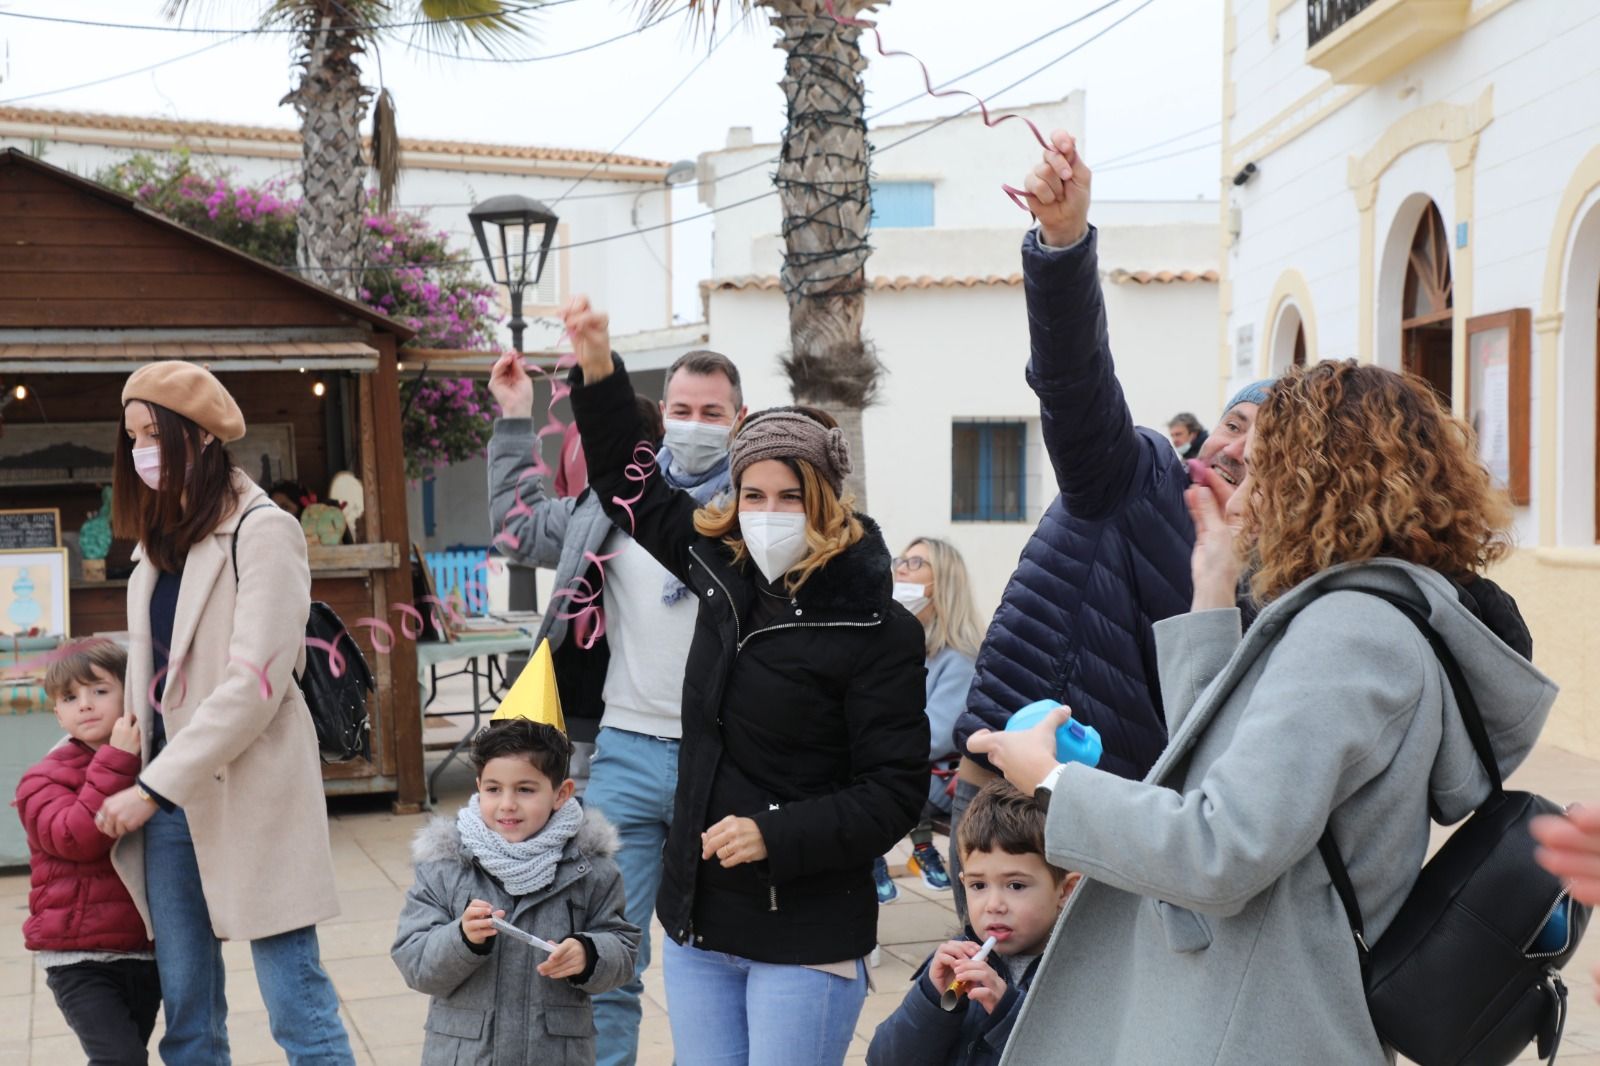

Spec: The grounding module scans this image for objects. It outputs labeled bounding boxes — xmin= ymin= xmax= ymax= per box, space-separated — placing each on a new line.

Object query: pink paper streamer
xmin=823 ymin=0 xmax=1047 ymax=210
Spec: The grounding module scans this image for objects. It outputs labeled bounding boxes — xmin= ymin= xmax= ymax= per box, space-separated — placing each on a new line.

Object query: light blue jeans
xmin=144 ymin=806 xmax=354 ymax=1066
xmin=661 ymin=936 xmax=868 ymax=1066
xmin=582 ymin=726 xmax=679 ymax=1066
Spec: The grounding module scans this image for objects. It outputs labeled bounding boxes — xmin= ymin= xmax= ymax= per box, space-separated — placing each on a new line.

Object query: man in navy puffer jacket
xmin=948 ymin=132 xmax=1267 ymax=909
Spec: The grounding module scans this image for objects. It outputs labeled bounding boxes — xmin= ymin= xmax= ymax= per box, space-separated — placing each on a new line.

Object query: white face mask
xmin=132 ymin=444 xmax=164 ymax=490
xmin=663 ymin=418 xmax=731 ymax=476
xmin=892 ymin=581 xmax=931 ymax=616
xmin=739 ymin=511 xmax=809 ymax=584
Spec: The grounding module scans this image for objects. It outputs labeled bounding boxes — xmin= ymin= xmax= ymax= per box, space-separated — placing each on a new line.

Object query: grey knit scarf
xmin=456 ymin=795 xmax=582 ymax=896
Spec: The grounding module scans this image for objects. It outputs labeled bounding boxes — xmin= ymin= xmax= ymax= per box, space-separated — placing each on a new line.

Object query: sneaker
xmin=873 ymin=856 xmax=899 ymax=904
xmin=907 ymin=842 xmax=952 ymax=891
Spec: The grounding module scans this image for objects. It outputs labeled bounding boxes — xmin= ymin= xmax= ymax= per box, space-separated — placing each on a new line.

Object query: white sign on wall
xmin=1235 ymin=324 xmax=1255 ymax=372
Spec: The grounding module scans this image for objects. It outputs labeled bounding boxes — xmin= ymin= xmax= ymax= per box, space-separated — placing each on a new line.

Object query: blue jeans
xmin=661 ymin=937 xmax=867 ymax=1066
xmin=143 ymin=806 xmax=354 ymax=1066
xmin=582 ymin=726 xmax=679 ymax=1066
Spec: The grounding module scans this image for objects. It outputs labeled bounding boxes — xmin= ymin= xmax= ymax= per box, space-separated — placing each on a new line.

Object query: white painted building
xmin=0 ymin=105 xmax=703 ymax=553
xmin=1220 ymin=0 xmax=1600 ymax=757
xmin=699 ymin=96 xmax=1222 ymax=614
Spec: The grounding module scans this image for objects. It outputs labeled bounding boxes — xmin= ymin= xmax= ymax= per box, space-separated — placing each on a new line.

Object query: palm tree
xmin=638 ymin=0 xmax=882 ymax=507
xmin=163 ymin=1 xmax=536 ymax=296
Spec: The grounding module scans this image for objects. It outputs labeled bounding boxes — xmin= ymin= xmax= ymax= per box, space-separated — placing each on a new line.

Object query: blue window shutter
xmin=951 ymin=421 xmax=1028 ymax=522
xmin=871 ymin=182 xmax=935 ymax=229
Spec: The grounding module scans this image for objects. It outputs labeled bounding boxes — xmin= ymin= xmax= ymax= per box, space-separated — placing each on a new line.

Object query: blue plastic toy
xmin=1005 ymin=700 xmax=1103 ymax=767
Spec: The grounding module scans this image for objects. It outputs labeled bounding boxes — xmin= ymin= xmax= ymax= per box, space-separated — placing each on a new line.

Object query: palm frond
xmin=409 ymin=0 xmax=539 ymax=56
xmin=371 ymin=88 xmax=400 ymax=214
xmin=633 ymin=0 xmax=754 ymax=39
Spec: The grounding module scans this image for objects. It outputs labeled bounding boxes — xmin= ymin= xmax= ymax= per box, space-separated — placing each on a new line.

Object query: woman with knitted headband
xmin=93 ymin=361 xmax=354 ymax=1065
xmin=562 ymin=296 xmax=930 ymax=1066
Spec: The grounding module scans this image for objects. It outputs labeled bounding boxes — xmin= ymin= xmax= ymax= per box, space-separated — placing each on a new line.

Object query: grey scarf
xmin=455 ymin=795 xmax=582 ymax=896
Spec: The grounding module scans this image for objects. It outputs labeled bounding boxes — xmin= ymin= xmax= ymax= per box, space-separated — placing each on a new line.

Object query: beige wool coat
xmin=111 ymin=473 xmax=340 ymax=942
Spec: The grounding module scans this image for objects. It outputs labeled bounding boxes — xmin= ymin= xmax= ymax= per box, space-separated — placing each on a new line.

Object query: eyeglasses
xmin=891 ymin=556 xmax=929 ymax=573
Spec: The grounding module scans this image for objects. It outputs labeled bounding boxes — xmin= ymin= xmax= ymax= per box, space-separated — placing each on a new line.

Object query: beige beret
xmin=121 ymin=361 xmax=246 ymax=443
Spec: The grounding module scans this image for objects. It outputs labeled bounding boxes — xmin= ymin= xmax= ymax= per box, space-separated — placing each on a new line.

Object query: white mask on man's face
xmin=892 ymin=581 xmax=930 ymax=616
xmin=662 ymin=419 xmax=731 ymax=476
xmin=739 ymin=511 xmax=809 ymax=583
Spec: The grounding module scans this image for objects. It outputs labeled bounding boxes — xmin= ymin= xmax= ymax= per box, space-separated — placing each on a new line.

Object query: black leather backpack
xmin=1320 ymin=590 xmax=1589 ymax=1065
xmin=235 ymin=505 xmax=372 ymax=761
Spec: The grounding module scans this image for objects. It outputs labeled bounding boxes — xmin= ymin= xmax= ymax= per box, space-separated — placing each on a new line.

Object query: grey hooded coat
xmin=391 ymin=807 xmax=640 ymax=1065
xmin=999 ymin=560 xmax=1557 ymax=1065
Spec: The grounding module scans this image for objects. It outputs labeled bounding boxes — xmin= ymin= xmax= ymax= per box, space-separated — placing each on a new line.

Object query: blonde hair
xmin=1244 ymin=360 xmax=1512 ymax=604
xmin=694 ymin=454 xmax=864 ymax=594
xmin=905 ymin=537 xmax=983 ymax=659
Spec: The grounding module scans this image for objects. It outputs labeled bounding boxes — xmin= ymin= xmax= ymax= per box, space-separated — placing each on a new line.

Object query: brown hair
xmin=471 ymin=719 xmax=573 ymax=786
xmin=45 ymin=638 xmax=128 ymax=701
xmin=667 ymin=349 xmax=743 ymax=409
xmin=112 ymin=400 xmax=240 ymax=574
xmin=1244 ymin=360 xmax=1512 ymax=604
xmin=693 ymin=405 xmax=864 ymax=594
xmin=635 ymin=394 xmax=665 ymax=448
xmin=957 ymin=780 xmax=1068 ymax=882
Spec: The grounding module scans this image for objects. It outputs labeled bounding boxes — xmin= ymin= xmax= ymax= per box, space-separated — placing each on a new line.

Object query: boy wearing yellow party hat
xmin=392 ymin=717 xmax=639 ymax=1065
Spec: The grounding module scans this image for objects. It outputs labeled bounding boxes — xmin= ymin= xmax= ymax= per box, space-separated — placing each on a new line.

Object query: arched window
xmin=1402 ymin=202 xmax=1453 ymax=401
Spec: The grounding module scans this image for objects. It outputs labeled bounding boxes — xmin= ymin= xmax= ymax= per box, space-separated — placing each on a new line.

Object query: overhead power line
xmin=0 ymin=0 xmax=577 ymax=36
xmin=288 ymin=0 xmax=1162 ymax=275
xmin=391 ymin=0 xmax=1134 ymax=211
xmin=0 ymin=33 xmax=247 ymax=105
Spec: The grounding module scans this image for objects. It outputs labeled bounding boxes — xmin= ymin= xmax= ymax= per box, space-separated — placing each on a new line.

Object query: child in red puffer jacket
xmin=15 ymin=639 xmax=160 ymax=1065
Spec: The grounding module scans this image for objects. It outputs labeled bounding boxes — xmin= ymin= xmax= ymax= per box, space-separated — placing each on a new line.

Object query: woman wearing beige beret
xmin=96 ymin=361 xmax=354 ymax=1065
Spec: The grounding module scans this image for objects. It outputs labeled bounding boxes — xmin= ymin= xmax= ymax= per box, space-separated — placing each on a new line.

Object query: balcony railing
xmin=1308 ymin=0 xmax=1376 ymax=46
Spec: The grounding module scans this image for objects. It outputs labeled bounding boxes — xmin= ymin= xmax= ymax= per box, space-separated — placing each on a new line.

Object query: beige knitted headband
xmin=729 ymin=408 xmax=852 ymax=495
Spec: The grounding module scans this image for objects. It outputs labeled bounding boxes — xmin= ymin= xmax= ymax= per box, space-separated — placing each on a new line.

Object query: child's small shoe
xmin=907 ymin=842 xmax=952 ymax=891
xmin=873 ymin=856 xmax=899 ymax=904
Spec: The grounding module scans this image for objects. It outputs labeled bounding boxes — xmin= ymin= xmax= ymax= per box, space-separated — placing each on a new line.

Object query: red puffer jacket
xmin=14 ymin=740 xmax=153 ymax=952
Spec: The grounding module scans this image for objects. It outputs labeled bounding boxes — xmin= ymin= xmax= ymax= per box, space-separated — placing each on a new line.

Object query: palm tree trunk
xmin=769 ymin=0 xmax=881 ymax=510
xmin=282 ymin=13 xmax=371 ymax=297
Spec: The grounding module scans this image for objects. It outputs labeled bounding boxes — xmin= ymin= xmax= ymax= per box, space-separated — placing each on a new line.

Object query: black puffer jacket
xmin=571 ymin=360 xmax=930 ymax=965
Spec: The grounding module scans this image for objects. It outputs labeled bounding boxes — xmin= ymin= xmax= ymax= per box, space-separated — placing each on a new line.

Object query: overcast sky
xmin=0 ymin=0 xmax=1223 ymax=316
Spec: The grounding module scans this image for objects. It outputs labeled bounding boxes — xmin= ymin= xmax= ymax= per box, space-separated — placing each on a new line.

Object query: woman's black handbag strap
xmin=1316 ymin=587 xmax=1502 ymax=966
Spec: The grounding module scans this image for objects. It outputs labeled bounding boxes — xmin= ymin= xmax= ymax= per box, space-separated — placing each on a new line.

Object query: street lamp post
xmin=467 ymin=195 xmax=559 ymax=353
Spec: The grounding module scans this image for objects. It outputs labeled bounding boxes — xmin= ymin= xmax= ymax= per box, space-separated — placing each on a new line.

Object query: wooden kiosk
xmin=0 ymin=149 xmax=426 ymax=810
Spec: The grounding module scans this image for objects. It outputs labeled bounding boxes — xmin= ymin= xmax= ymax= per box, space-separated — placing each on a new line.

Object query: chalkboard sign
xmin=0 ymin=509 xmax=61 ymax=550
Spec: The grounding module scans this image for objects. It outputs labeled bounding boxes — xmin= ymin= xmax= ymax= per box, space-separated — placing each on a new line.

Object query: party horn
xmin=940 ymin=935 xmax=999 ymax=1011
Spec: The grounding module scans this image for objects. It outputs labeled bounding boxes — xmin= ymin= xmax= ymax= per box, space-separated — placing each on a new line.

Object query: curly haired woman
xmin=969 ymin=360 xmax=1557 ymax=1064
xmin=561 ymin=296 xmax=930 ymax=1066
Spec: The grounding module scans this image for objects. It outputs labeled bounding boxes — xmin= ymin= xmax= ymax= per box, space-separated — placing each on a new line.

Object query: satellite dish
xmin=328 ymin=471 xmax=365 ymax=530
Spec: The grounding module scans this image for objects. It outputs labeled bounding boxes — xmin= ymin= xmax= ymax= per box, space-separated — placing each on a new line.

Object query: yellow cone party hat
xmin=489 ymin=638 xmax=565 ymax=732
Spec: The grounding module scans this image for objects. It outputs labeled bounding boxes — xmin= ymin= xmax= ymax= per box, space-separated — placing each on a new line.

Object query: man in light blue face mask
xmin=487 ymin=345 xmax=746 ymax=1066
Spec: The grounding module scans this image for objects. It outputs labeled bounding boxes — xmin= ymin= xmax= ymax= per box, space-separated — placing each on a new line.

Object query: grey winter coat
xmin=487 ymin=418 xmax=613 ymax=651
xmin=391 ymin=807 xmax=640 ymax=1066
xmin=999 ymin=560 xmax=1557 ymax=1065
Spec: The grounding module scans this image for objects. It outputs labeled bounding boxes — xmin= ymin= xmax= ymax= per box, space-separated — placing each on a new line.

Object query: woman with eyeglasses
xmin=873 ymin=540 xmax=982 ymax=904
xmin=562 ymin=295 xmax=930 ymax=1066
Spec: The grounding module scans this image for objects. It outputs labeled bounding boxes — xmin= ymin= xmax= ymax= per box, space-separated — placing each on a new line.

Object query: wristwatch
xmin=134 ymin=783 xmax=155 ymax=805
xmin=1033 ymin=764 xmax=1067 ymax=812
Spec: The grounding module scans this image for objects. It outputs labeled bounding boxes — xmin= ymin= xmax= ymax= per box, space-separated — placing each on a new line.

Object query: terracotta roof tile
xmin=0 ymin=105 xmax=668 ymax=171
xmin=702 ymin=273 xmax=1024 ymax=293
xmin=1106 ymin=268 xmax=1219 ymax=285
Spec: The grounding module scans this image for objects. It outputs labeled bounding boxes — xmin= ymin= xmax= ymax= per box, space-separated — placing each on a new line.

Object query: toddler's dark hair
xmin=45 ymin=638 xmax=128 ymax=701
xmin=957 ymin=780 xmax=1068 ymax=883
xmin=470 ymin=719 xmax=572 ymax=785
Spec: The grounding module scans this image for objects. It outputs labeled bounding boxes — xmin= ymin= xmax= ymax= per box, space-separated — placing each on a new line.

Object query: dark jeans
xmin=948 ymin=778 xmax=981 ymax=926
xmin=45 ymin=958 xmax=162 ymax=1066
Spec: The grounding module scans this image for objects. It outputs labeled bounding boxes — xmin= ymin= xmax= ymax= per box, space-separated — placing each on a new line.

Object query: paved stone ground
xmin=2 ymin=672 xmax=1596 ymax=1063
